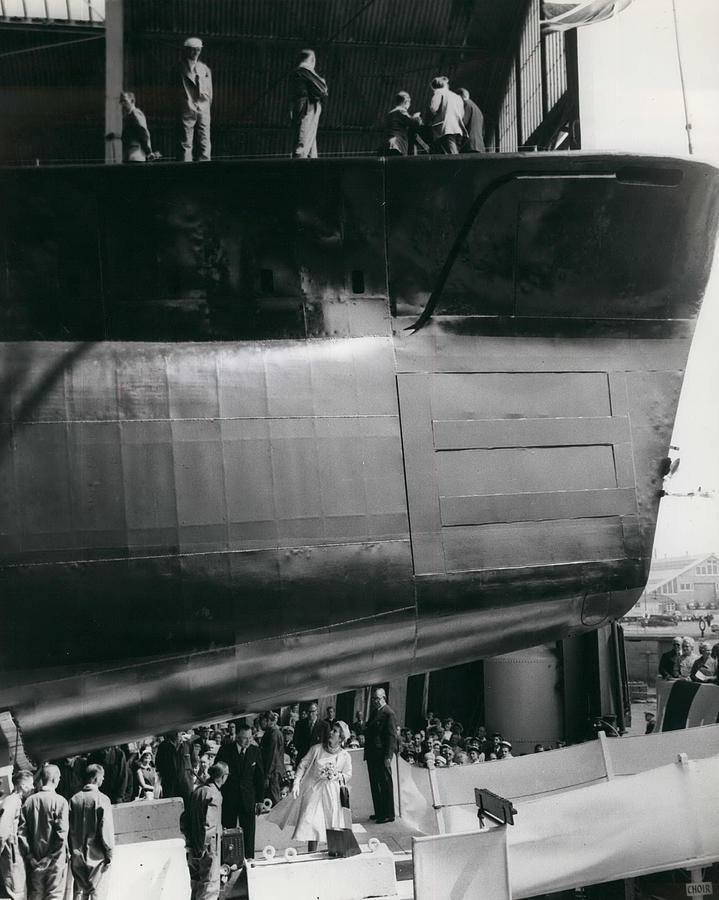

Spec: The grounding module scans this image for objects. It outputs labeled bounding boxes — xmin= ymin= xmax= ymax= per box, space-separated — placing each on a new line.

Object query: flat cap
xmin=184 ymin=36 xmax=203 ymax=48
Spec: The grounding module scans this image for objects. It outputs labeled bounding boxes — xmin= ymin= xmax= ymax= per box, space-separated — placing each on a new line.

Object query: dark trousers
xmin=366 ymin=755 xmax=394 ymax=820
xmin=222 ymin=807 xmax=256 ymax=859
xmin=434 ymin=134 xmax=461 ymax=154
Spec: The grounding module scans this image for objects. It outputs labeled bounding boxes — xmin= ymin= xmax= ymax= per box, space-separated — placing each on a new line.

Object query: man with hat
xmin=181 ymin=36 xmax=213 ymax=161
xmin=658 ymin=636 xmax=682 ymax=679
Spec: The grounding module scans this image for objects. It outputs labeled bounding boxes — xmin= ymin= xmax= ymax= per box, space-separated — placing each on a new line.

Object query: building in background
xmin=631 ymin=553 xmax=719 ymax=616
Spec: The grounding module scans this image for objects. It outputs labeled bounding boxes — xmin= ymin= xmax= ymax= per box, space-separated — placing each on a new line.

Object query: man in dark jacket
xmin=86 ymin=747 xmax=132 ymax=805
xmin=458 ymin=88 xmax=485 ymax=152
xmin=215 ymin=723 xmax=264 ymax=858
xmin=658 ymin=636 xmax=682 ymax=679
xmin=293 ymin=702 xmax=330 ymax=762
xmin=290 ymin=49 xmax=328 ymax=158
xmin=155 ymin=733 xmax=195 ymax=811
xmin=259 ymin=712 xmax=285 ymax=806
xmin=363 ymin=688 xmax=398 ymax=824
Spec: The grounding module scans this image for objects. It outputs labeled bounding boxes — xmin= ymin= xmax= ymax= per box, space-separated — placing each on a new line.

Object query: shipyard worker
xmin=86 ymin=747 xmax=132 ymax=804
xmin=69 ymin=764 xmax=115 ymax=900
xmin=155 ymin=731 xmax=195 ymax=810
xmin=119 ymin=92 xmax=157 ymax=163
xmin=259 ymin=711 xmax=285 ymax=806
xmin=180 ymin=36 xmax=213 ymax=162
xmin=644 ymin=712 xmax=657 ymax=734
xmin=18 ymin=764 xmax=69 ymax=900
xmin=379 ymin=91 xmax=422 ymax=156
xmin=690 ymin=641 xmax=717 ymax=683
xmin=293 ymin=702 xmax=330 ymax=762
xmin=364 ymin=688 xmax=398 ymax=824
xmin=0 ymin=769 xmax=34 ymax=900
xmin=457 ymin=88 xmax=485 ymax=152
xmin=658 ymin=636 xmax=682 ymax=679
xmin=290 ymin=49 xmax=328 ymax=159
xmin=215 ymin=723 xmax=265 ymax=858
xmin=187 ymin=761 xmax=228 ymax=900
xmin=426 ymin=76 xmax=466 ymax=155
xmin=678 ymin=637 xmax=697 ymax=679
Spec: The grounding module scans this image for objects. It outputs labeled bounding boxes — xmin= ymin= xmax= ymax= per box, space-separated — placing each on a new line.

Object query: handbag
xmin=339 ymin=785 xmax=350 ymax=809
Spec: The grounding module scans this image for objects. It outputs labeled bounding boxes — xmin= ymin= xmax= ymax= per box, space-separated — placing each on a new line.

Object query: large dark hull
xmin=1 ymin=153 xmax=717 ymax=758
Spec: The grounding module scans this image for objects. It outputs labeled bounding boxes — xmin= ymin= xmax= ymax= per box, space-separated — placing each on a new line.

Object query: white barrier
xmin=246 ymin=843 xmax=398 ymax=900
xmin=397 ymin=723 xmax=719 ymax=835
xmin=413 ymin=828 xmax=510 ymax=900
xmin=106 ymin=838 xmax=190 ymax=900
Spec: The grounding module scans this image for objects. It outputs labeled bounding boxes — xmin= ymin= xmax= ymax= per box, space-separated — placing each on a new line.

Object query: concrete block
xmin=413 ymin=828 xmax=510 ymax=900
xmin=105 ymin=838 xmax=190 ymax=900
xmin=246 ymin=842 xmax=398 ymax=900
xmin=112 ymin=798 xmax=183 ymax=845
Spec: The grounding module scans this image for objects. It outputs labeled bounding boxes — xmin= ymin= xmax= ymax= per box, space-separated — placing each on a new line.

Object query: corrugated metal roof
xmin=0 ymin=0 xmax=530 ymax=162
xmin=123 ymin=0 xmax=524 ymax=159
xmin=127 ymin=0 xmax=481 ymax=48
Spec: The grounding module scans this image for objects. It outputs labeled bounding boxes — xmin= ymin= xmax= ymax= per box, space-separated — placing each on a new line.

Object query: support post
xmin=105 ymin=0 xmax=123 ymax=164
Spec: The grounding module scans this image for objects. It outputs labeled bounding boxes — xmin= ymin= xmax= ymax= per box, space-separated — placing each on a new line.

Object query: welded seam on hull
xmin=8 ymin=605 xmax=420 ymax=686
xmin=0 ymin=538 xmax=412 ymax=569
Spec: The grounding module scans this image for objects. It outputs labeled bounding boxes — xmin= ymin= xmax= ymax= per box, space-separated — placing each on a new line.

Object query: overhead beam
xmin=104 ymin=0 xmax=122 ymax=163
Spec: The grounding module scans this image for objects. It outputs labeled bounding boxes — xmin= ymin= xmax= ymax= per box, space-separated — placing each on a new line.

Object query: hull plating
xmin=0 ymin=153 xmax=717 ymax=756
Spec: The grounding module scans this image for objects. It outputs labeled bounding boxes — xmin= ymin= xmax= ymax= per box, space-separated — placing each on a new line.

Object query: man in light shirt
xmin=0 ymin=769 xmax=34 ymax=900
xmin=18 ymin=764 xmax=69 ymax=900
xmin=426 ymin=76 xmax=466 ymax=154
xmin=181 ymin=36 xmax=213 ymax=161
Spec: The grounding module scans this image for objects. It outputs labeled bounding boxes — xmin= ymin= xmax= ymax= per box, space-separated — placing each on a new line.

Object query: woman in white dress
xmin=268 ymin=720 xmax=352 ymax=852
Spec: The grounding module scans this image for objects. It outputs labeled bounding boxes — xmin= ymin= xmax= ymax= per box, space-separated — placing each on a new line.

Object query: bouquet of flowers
xmin=318 ymin=761 xmax=340 ymax=781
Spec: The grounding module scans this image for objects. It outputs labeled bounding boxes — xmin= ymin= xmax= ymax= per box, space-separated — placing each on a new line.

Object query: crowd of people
xmin=395 ymin=714 xmax=564 ymax=769
xmin=658 ymin=636 xmax=719 ymax=682
xmin=115 ymin=40 xmax=486 ymax=163
xmin=1 ymin=688 xmax=563 ymax=899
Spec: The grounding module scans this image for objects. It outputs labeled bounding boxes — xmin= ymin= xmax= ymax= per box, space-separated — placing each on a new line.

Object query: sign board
xmin=686 ymin=884 xmax=714 ymax=896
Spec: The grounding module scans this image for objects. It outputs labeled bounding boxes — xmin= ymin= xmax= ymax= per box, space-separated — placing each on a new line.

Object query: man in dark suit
xmin=215 ymin=723 xmax=264 ymax=858
xmin=658 ymin=636 xmax=682 ymax=679
xmin=457 ymin=88 xmax=485 ymax=152
xmin=363 ymin=688 xmax=398 ymax=824
xmin=293 ymin=702 xmax=330 ymax=762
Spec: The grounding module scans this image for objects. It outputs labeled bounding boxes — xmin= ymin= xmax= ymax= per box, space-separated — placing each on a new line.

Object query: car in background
xmin=645 ymin=614 xmax=680 ymax=627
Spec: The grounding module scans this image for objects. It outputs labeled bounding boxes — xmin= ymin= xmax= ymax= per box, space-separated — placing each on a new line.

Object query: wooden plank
xmin=433 ymin=416 xmax=630 ymax=450
xmin=440 ymin=487 xmax=637 ymax=526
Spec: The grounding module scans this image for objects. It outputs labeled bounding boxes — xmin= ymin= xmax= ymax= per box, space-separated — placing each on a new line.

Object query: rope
xmin=670 ymin=0 xmax=693 ymax=155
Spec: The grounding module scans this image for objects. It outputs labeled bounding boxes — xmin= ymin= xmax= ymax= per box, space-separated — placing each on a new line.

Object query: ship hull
xmin=0 ymin=153 xmax=717 ymax=756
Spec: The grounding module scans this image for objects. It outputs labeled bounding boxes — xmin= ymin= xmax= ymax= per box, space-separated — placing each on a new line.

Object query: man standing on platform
xmin=259 ymin=712 xmax=285 ymax=807
xmin=69 ymin=764 xmax=115 ymax=900
xmin=425 ymin=75 xmax=466 ymax=154
xmin=0 ymin=770 xmax=34 ymax=900
xmin=215 ymin=723 xmax=264 ymax=859
xmin=293 ymin=702 xmax=330 ymax=762
xmin=457 ymin=88 xmax=485 ymax=152
xmin=364 ymin=688 xmax=398 ymax=824
xmin=180 ymin=36 xmax=213 ymax=161
xmin=290 ymin=49 xmax=328 ymax=158
xmin=187 ymin=761 xmax=228 ymax=900
xmin=18 ymin=764 xmax=69 ymax=900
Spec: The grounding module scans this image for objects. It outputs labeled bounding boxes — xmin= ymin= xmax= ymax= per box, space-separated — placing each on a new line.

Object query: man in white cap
xmin=181 ymin=36 xmax=213 ymax=161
